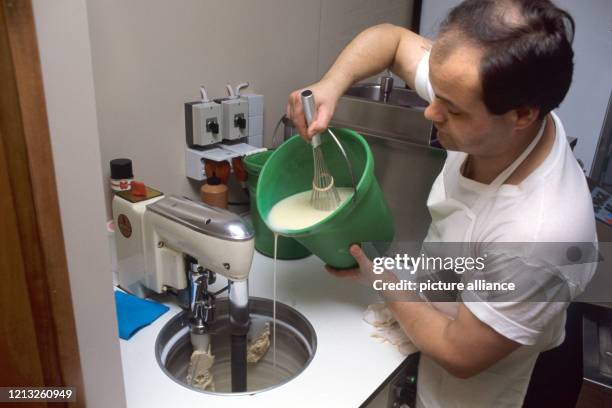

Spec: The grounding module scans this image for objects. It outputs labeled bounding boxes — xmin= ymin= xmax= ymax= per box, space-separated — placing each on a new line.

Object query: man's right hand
xmin=286 ymin=81 xmax=341 ymax=143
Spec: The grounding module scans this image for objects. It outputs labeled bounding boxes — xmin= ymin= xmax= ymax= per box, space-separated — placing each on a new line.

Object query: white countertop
xmin=119 ymin=251 xmax=416 ymax=408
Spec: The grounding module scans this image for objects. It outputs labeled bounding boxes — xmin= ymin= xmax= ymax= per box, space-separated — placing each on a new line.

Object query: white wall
xmin=29 ymin=1 xmax=414 ymax=404
xmin=420 ymin=0 xmax=612 ymax=173
xmin=86 ymin=0 xmax=413 ymax=218
xmin=32 ymin=1 xmax=127 ymax=407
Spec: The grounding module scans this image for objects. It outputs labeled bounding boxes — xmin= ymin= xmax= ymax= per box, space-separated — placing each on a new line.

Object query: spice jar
xmin=110 ymin=158 xmax=134 ymax=192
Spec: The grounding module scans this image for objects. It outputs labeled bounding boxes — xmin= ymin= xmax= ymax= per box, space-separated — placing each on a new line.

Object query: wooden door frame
xmin=0 ymin=0 xmax=85 ymax=406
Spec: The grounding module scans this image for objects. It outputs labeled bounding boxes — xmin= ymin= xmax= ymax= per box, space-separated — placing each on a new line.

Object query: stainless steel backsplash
xmin=331 ymin=93 xmax=446 ymax=244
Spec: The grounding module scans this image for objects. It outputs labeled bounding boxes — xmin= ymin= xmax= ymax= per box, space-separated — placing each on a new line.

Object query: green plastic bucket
xmin=244 ymin=151 xmax=310 ymax=260
xmin=257 ymin=128 xmax=394 ymax=268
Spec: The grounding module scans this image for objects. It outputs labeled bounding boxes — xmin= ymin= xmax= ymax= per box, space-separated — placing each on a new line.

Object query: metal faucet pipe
xmin=229 ymin=279 xmax=250 ymax=392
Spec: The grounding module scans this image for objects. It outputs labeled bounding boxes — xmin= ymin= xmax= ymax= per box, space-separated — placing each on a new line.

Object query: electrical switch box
xmin=185 ymin=101 xmax=223 ymax=148
xmin=221 ymin=98 xmax=249 ymax=141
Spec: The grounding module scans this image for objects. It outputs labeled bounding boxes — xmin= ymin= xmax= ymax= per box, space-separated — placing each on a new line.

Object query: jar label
xmin=117 ymin=214 xmax=132 ymax=238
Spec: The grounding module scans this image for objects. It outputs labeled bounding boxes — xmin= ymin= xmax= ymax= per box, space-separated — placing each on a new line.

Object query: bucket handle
xmin=271 ymin=114 xmax=288 ymax=148
xmin=325 ymin=127 xmax=358 ymax=204
xmin=301 ymin=90 xmax=358 ymax=204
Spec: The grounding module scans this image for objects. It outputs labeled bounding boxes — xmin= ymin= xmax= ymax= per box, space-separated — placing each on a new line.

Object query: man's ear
xmin=513 ymin=106 xmax=540 ymax=130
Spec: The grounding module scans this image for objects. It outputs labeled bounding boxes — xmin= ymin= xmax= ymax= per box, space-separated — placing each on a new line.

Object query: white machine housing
xmin=194 ymin=101 xmax=223 ymax=146
xmin=113 ymin=193 xmax=254 ymax=298
xmin=112 ymin=192 xmax=165 ymax=297
xmin=221 ymin=98 xmax=249 ymax=140
xmin=185 ymin=101 xmax=224 ymax=148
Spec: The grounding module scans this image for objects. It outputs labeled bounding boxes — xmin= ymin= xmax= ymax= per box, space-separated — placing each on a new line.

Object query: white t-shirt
xmin=413 ymin=51 xmax=597 ymax=408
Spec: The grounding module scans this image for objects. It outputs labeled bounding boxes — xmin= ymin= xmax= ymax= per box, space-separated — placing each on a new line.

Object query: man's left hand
xmin=325 ymin=244 xmax=389 ymax=287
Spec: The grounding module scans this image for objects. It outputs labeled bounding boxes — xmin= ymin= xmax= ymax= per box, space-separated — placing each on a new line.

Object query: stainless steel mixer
xmin=113 ymin=192 xmax=254 ymax=391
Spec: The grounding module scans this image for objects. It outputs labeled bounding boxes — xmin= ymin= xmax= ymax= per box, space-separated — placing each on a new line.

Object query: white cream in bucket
xmin=267 ymin=188 xmax=354 ymax=231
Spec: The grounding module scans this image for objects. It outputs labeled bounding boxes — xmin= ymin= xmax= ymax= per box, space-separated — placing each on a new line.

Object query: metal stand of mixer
xmin=113 ymin=194 xmax=257 ymax=393
xmin=228 ymin=279 xmax=249 ymax=391
xmin=186 ymin=256 xmax=250 ymax=392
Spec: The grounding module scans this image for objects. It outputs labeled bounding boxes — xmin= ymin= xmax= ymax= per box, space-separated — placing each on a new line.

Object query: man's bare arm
xmin=388 ymin=302 xmax=520 ymax=378
xmin=320 ymin=23 xmax=431 ymax=95
xmin=287 ymin=24 xmax=431 ymax=140
xmin=328 ymin=245 xmax=521 ymax=379
xmin=390 ymin=26 xmax=433 ymax=90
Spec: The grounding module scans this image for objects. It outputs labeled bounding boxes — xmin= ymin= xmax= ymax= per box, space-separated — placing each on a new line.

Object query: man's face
xmin=426 ymin=39 xmax=516 ymax=156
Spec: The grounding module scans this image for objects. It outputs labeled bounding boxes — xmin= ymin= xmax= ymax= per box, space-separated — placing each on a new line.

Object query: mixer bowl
xmin=155 ymin=297 xmax=317 ymax=395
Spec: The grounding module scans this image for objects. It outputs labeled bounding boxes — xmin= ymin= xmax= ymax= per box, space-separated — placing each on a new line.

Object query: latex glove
xmin=372 ymin=324 xmax=408 ymax=345
xmin=364 ymin=303 xmax=414 ymax=356
xmin=286 ymin=80 xmax=342 ymax=143
xmin=363 ymin=302 xmax=395 ymax=327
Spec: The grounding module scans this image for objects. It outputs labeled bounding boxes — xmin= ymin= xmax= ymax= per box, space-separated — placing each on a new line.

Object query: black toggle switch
xmin=206 ymin=119 xmax=219 ymax=134
xmin=234 ymin=115 xmax=246 ymax=129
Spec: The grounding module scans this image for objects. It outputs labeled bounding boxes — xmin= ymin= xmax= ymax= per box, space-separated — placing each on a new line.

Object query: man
xmin=287 ymin=0 xmax=597 ymax=407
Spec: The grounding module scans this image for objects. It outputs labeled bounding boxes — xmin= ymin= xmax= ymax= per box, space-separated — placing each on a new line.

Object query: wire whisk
xmin=311 ymin=134 xmax=342 ymax=210
xmin=301 ymin=90 xmax=342 ymax=211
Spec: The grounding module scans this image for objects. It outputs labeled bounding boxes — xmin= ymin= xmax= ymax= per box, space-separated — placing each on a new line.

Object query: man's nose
xmin=424 ymin=100 xmax=445 ymax=124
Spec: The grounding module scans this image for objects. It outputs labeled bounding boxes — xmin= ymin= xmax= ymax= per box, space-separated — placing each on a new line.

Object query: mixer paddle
xmin=246 ymin=321 xmax=271 ymax=363
xmin=187 ymin=334 xmax=215 ymax=391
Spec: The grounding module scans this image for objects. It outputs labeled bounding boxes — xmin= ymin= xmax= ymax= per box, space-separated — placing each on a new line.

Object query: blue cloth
xmin=114 ymin=290 xmax=169 ymax=340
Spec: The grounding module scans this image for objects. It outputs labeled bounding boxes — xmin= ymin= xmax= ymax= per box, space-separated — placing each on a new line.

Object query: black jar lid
xmin=207 ymin=176 xmax=221 ymax=185
xmin=110 ymin=158 xmax=133 ymax=179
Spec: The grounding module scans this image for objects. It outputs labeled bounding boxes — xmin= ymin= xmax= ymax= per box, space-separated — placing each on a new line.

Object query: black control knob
xmin=234 ymin=115 xmax=246 ymax=129
xmin=207 ymin=120 xmax=219 ymax=134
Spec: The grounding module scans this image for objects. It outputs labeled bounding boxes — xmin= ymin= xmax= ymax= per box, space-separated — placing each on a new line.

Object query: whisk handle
xmin=300 ymin=90 xmax=322 ymax=148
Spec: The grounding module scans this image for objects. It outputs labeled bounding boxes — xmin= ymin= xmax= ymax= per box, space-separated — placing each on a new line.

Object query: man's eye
xmin=448 ymin=110 xmax=461 ymax=116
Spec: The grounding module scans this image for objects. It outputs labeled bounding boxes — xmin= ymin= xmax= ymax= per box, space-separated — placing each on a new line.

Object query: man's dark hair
xmin=439 ymin=0 xmax=575 ymax=119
